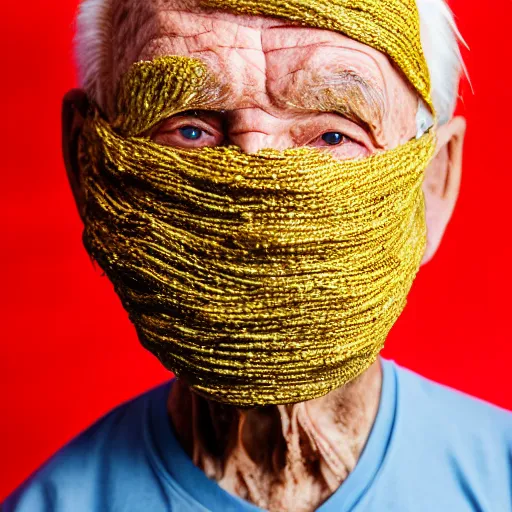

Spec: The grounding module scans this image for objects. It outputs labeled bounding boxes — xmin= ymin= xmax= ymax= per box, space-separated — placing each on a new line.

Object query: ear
xmin=62 ymin=89 xmax=90 ymax=221
xmin=421 ymin=116 xmax=466 ymax=264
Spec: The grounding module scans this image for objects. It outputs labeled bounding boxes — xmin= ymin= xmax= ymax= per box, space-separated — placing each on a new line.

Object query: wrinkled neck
xmin=167 ymin=360 xmax=382 ymax=512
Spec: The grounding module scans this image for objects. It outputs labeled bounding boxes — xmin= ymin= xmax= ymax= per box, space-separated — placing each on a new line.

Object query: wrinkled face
xmin=62 ymin=0 xmax=463 ymax=405
xmin=104 ymin=0 xmax=420 ymax=159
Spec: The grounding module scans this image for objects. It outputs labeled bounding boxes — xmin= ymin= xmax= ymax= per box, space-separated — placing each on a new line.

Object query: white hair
xmin=74 ymin=0 xmax=465 ymax=124
xmin=417 ymin=0 xmax=466 ymax=124
xmin=75 ymin=0 xmax=112 ymax=112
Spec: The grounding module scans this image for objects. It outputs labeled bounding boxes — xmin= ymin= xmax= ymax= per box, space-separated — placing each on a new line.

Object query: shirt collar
xmin=146 ymin=358 xmax=398 ymax=511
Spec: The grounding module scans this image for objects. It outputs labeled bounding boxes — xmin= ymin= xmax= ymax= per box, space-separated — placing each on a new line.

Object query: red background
xmin=1 ymin=0 xmax=511 ymax=500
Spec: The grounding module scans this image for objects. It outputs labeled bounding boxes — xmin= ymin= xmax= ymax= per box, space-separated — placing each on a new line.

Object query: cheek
xmin=328 ymin=141 xmax=370 ymax=160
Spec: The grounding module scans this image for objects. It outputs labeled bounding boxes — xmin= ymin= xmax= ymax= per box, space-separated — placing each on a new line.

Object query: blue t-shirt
xmin=3 ymin=359 xmax=512 ymax=511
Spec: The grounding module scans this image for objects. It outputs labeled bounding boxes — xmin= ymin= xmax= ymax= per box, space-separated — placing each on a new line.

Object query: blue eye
xmin=322 ymin=132 xmax=344 ymax=145
xmin=179 ymin=126 xmax=203 ymax=140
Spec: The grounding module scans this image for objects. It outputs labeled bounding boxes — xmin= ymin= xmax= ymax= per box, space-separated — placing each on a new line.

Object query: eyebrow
xmin=126 ymin=58 xmax=385 ymax=139
xmin=202 ymin=68 xmax=386 ymax=139
xmin=278 ymin=70 xmax=385 ymax=137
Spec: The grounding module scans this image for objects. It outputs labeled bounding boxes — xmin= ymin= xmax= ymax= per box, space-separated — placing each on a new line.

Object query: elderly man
xmin=4 ymin=0 xmax=512 ymax=511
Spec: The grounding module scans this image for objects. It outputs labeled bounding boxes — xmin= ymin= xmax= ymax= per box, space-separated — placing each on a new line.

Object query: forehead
xmin=111 ymin=1 xmax=399 ymax=107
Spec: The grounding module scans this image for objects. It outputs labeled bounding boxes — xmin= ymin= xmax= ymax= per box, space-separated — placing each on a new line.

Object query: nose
xmin=228 ymin=109 xmax=292 ymax=154
xmin=229 ymin=131 xmax=289 ymax=154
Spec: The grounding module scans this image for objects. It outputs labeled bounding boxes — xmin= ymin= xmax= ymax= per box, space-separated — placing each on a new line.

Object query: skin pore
xmin=63 ymin=0 xmax=466 ymax=510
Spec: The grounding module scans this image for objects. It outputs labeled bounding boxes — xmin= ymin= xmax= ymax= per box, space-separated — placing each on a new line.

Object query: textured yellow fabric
xmin=201 ymin=0 xmax=433 ymax=112
xmin=81 ymin=57 xmax=435 ymax=406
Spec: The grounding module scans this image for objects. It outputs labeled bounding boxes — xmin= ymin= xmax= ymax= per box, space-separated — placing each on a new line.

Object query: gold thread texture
xmin=80 ymin=57 xmax=435 ymax=407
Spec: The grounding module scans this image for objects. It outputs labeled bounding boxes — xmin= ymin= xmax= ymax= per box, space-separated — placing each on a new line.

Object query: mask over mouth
xmin=79 ymin=0 xmax=436 ymax=407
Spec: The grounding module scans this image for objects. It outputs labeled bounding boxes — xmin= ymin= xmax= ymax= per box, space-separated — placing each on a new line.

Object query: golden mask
xmin=80 ymin=56 xmax=435 ymax=406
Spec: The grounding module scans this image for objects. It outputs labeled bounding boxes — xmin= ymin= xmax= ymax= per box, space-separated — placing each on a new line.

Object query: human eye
xmin=178 ymin=125 xmax=204 ymax=141
xmin=151 ymin=111 xmax=224 ymax=148
xmin=306 ymin=128 xmax=370 ymax=159
xmin=317 ymin=131 xmax=351 ymax=146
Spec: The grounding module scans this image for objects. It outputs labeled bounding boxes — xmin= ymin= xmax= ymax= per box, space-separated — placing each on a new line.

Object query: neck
xmin=167 ymin=359 xmax=382 ymax=512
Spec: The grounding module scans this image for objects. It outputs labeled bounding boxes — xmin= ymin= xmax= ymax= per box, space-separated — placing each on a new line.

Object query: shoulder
xmin=393 ymin=361 xmax=512 ymax=440
xmin=2 ymin=381 xmax=171 ymax=512
xmin=385 ymin=360 xmax=512 ymax=509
